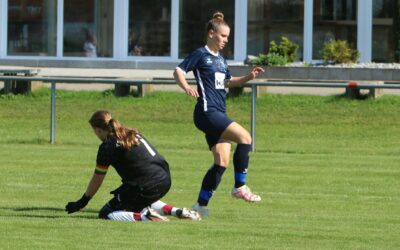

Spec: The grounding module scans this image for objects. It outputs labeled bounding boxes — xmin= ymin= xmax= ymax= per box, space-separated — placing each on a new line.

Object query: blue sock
xmin=197 ymin=164 xmax=226 ymax=206
xmin=233 ymin=144 xmax=252 ymax=188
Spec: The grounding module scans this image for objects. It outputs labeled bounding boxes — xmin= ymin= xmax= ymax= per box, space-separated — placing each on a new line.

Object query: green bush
xmin=269 ymin=37 xmax=299 ymax=63
xmin=250 ymin=53 xmax=288 ymax=66
xmin=250 ymin=36 xmax=298 ymax=66
xmin=320 ymin=39 xmax=359 ymax=64
xmin=265 ymin=53 xmax=288 ymax=66
xmin=249 ymin=54 xmax=268 ymax=66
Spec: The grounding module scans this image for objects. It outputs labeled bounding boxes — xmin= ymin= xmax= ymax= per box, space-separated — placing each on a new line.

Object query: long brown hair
xmin=206 ymin=11 xmax=229 ymax=34
xmin=89 ymin=110 xmax=139 ymax=150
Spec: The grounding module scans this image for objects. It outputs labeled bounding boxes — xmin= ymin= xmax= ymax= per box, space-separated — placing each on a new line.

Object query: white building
xmin=0 ymin=0 xmax=396 ymax=68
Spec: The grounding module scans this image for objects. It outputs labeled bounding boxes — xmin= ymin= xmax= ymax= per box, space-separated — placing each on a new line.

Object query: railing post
xmin=50 ymin=82 xmax=56 ymax=144
xmin=251 ymin=84 xmax=257 ymax=151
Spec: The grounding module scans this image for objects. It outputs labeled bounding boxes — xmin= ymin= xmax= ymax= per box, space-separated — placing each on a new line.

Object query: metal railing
xmin=244 ymin=81 xmax=400 ymax=151
xmin=1 ymin=75 xmax=400 ymax=150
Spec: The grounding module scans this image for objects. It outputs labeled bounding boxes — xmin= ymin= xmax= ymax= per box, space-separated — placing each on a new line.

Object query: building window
xmin=128 ymin=0 xmax=171 ymax=56
xmin=372 ymin=0 xmax=394 ymax=62
xmin=313 ymin=0 xmax=357 ymax=59
xmin=247 ymin=0 xmax=304 ymax=60
xmin=7 ymin=0 xmax=57 ymax=56
xmin=179 ymin=0 xmax=234 ymax=59
xmin=63 ymin=0 xmax=114 ymax=58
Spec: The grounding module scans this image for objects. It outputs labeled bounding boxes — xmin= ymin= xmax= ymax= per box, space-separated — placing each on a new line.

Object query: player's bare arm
xmin=84 ymin=173 xmax=106 ymax=198
xmin=173 ymin=68 xmax=199 ymax=97
xmin=226 ymin=67 xmax=265 ymax=88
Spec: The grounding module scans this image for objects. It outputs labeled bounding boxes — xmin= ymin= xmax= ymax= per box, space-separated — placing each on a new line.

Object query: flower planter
xmin=229 ymin=65 xmax=398 ymax=98
xmin=229 ymin=65 xmax=400 ymax=82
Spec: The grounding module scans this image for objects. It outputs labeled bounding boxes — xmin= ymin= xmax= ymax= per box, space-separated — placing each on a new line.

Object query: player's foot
xmin=232 ymin=185 xmax=261 ymax=202
xmin=176 ymin=208 xmax=201 ymax=221
xmin=192 ymin=203 xmax=209 ymax=219
xmin=141 ymin=207 xmax=169 ymax=222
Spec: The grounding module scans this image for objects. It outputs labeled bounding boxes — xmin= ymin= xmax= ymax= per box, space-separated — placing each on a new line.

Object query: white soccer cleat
xmin=141 ymin=207 xmax=169 ymax=222
xmin=176 ymin=208 xmax=202 ymax=221
xmin=192 ymin=203 xmax=209 ymax=219
xmin=231 ymin=185 xmax=261 ymax=202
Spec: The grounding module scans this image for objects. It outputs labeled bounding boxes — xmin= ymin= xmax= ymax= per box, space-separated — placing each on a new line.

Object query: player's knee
xmin=240 ymin=134 xmax=252 ymax=145
xmin=215 ymin=158 xmax=229 ymax=167
xmin=213 ymin=152 xmax=230 ymax=166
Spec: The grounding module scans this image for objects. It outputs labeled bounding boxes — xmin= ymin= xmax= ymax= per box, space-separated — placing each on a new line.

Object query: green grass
xmin=0 ymin=89 xmax=399 ymax=249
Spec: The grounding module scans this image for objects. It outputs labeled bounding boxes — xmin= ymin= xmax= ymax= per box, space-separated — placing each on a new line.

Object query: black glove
xmin=65 ymin=194 xmax=91 ymax=214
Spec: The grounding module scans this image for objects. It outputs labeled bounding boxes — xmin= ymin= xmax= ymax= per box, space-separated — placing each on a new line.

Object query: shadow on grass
xmin=14 ymin=207 xmax=66 ymax=212
xmin=102 ymin=89 xmax=141 ymax=98
xmin=2 ymin=138 xmax=50 ymax=145
xmin=0 ymin=206 xmax=99 ymax=220
xmin=4 ymin=214 xmax=97 ymax=220
xmin=1 ymin=138 xmax=95 ymax=146
xmin=327 ymin=93 xmax=371 ymax=102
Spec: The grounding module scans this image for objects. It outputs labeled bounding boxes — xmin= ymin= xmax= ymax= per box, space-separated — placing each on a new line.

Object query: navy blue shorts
xmin=193 ymin=106 xmax=233 ymax=149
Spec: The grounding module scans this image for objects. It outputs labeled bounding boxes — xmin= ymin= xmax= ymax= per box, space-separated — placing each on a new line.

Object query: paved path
xmin=1 ymin=66 xmax=400 ymax=96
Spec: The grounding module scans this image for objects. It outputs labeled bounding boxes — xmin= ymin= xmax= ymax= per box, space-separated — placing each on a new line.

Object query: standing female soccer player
xmin=173 ymin=12 xmax=264 ymax=218
xmin=65 ymin=110 xmax=200 ymax=221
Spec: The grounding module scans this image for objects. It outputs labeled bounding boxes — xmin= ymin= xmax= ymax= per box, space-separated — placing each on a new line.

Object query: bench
xmin=0 ymin=69 xmax=40 ymax=94
xmin=346 ymin=81 xmax=384 ymax=99
xmin=114 ymin=82 xmax=153 ymax=97
xmin=114 ymin=77 xmax=192 ymax=97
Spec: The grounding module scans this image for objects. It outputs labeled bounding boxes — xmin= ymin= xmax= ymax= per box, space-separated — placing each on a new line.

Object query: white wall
xmin=303 ymin=0 xmax=313 ymax=62
xmin=0 ymin=0 xmax=7 ymax=57
xmin=357 ymin=0 xmax=372 ymax=62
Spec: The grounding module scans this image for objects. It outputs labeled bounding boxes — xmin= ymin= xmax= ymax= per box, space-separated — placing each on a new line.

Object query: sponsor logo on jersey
xmin=215 ymin=72 xmax=226 ymax=89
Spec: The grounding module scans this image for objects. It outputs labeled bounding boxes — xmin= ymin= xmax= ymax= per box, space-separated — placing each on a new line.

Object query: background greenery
xmin=0 ymin=89 xmax=399 ymax=249
xmin=250 ymin=36 xmax=299 ymax=66
xmin=320 ymin=40 xmax=359 ymax=64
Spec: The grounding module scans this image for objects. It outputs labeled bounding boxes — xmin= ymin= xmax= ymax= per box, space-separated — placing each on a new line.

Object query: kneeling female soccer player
xmin=65 ymin=110 xmax=200 ymax=221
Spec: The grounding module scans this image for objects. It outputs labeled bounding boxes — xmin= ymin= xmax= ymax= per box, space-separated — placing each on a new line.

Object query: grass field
xmin=0 ymin=89 xmax=399 ymax=249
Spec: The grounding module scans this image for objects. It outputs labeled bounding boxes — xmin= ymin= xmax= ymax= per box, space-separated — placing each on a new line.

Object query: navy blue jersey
xmin=177 ymin=46 xmax=232 ymax=112
xmin=95 ymin=135 xmax=170 ymax=188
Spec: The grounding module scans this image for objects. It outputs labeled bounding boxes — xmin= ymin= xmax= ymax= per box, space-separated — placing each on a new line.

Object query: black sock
xmin=197 ymin=164 xmax=226 ymax=206
xmin=233 ymin=144 xmax=251 ymax=188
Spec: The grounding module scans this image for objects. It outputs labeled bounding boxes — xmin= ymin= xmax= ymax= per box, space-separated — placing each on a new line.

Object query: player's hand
xmin=65 ymin=194 xmax=91 ymax=214
xmin=249 ymin=67 xmax=265 ymax=80
xmin=184 ymin=86 xmax=199 ymax=98
xmin=65 ymin=201 xmax=85 ymax=214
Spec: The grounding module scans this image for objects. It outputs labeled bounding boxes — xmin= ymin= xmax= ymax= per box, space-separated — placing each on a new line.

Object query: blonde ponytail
xmin=89 ymin=110 xmax=140 ymax=150
xmin=108 ymin=118 xmax=140 ymax=150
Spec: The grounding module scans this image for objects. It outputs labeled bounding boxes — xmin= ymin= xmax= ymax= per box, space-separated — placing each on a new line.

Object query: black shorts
xmin=107 ymin=178 xmax=171 ymax=212
xmin=193 ymin=106 xmax=233 ymax=149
